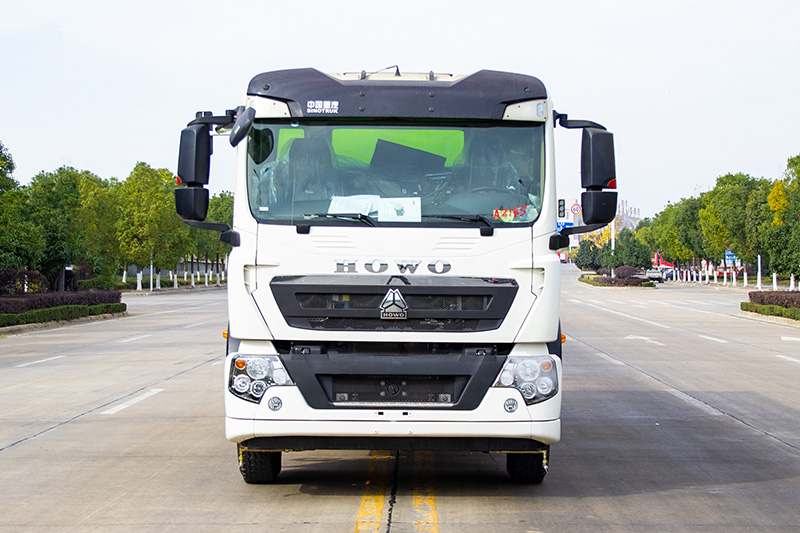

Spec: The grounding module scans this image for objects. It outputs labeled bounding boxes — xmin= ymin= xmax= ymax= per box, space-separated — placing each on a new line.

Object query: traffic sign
xmin=570 ymin=204 xmax=581 ymax=215
xmin=557 ymin=222 xmax=574 ymax=232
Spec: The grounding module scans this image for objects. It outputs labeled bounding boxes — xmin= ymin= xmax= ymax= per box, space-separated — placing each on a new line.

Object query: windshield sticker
xmin=493 ymin=205 xmax=527 ymax=222
xmin=306 ymin=100 xmax=339 ymax=114
xmin=378 ymin=197 xmax=421 ymax=222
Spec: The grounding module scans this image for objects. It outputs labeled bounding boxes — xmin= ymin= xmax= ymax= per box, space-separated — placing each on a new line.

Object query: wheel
xmin=238 ymin=444 xmax=282 ymax=484
xmin=506 ymin=451 xmax=548 ymax=484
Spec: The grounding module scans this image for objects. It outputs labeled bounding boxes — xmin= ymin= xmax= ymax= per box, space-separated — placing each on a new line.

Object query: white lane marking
xmin=781 ymin=336 xmax=800 ymax=342
xmin=608 ymin=299 xmax=624 ymax=304
xmin=211 ymin=360 xmax=224 ymax=366
xmin=653 ymin=300 xmax=738 ymax=319
xmin=569 ymin=299 xmax=582 ymax=304
xmin=579 ymin=301 xmax=671 ymax=329
xmin=119 ymin=335 xmax=152 ymax=343
xmin=595 ymin=352 xmax=624 ymax=366
xmin=776 ymin=355 xmax=800 ymax=364
xmin=666 ymin=389 xmax=723 ymax=417
xmin=101 ymin=389 xmax=164 ymax=415
xmin=183 ymin=321 xmax=209 ymax=329
xmin=689 ymin=300 xmax=713 ymax=306
xmin=625 ymin=334 xmax=666 ymax=346
xmin=14 ymin=355 xmax=66 ymax=368
xmin=698 ymin=335 xmax=727 ymax=344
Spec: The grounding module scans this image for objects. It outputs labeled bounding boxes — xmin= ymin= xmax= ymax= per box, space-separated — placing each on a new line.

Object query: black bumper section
xmin=240 ymin=436 xmax=548 ymax=453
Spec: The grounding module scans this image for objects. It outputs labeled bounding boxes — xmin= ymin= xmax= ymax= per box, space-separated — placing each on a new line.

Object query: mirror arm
xmin=553 ymin=111 xmax=606 ymax=131
xmin=187 ymin=109 xmax=238 ymax=128
xmin=181 ymin=220 xmax=240 ymax=247
xmin=548 ymin=222 xmax=609 ymax=250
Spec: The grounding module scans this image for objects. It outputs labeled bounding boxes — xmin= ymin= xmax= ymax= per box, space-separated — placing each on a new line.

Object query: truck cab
xmin=175 ymin=68 xmax=617 ymax=484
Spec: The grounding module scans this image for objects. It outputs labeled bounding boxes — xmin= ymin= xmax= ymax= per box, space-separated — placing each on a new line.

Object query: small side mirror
xmin=229 ymin=107 xmax=256 ymax=147
xmin=581 ymin=190 xmax=617 ymax=225
xmin=175 ymin=187 xmax=209 ymax=221
xmin=177 ymin=125 xmax=212 ymax=185
xmin=581 ymin=128 xmax=615 ymax=189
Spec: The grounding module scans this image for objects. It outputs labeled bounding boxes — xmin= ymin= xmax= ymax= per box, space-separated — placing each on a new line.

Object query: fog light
xmin=267 ymin=397 xmax=282 ymax=411
xmin=499 ymin=370 xmax=514 ymax=387
xmin=504 ymin=398 xmax=518 ymax=413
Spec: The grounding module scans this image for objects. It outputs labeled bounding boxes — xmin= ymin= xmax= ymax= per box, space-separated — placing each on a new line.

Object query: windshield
xmin=246 ymin=120 xmax=545 ymax=227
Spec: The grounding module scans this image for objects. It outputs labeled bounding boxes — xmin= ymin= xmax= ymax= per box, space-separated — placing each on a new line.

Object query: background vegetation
xmin=572 ymin=152 xmax=800 ymax=278
xmin=0 ymin=140 xmax=232 ymax=293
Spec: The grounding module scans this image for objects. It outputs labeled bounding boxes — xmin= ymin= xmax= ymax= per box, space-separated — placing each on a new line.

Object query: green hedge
xmin=0 ymin=302 xmax=127 ymax=328
xmin=579 ymin=275 xmax=656 ymax=288
xmin=741 ymin=301 xmax=800 ymax=321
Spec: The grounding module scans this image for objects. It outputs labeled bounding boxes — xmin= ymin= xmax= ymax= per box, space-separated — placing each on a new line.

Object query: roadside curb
xmin=121 ymin=285 xmax=226 ymax=297
xmin=737 ymin=310 xmax=800 ymax=329
xmin=0 ymin=312 xmax=129 ymax=337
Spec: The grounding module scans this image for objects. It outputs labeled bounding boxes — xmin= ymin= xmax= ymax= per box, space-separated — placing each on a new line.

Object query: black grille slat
xmin=298 ymin=293 xmax=491 ymax=311
xmin=306 ymin=318 xmax=481 ymax=331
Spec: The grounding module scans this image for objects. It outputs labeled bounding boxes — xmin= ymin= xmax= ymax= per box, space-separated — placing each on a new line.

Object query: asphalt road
xmin=1 ymin=267 xmax=799 ymax=532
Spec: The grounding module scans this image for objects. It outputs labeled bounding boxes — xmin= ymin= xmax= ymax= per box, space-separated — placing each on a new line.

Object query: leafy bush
xmin=87 ymin=303 xmax=127 ymax=315
xmin=0 ymin=269 xmax=48 ymax=295
xmin=613 ymin=265 xmax=640 ymax=279
xmin=741 ymin=301 xmax=800 ymax=321
xmin=748 ymin=291 xmax=800 ymax=309
xmin=0 ymin=289 xmax=121 ymax=314
xmin=0 ymin=302 xmax=127 ymax=328
xmin=579 ymin=275 xmax=654 ymax=288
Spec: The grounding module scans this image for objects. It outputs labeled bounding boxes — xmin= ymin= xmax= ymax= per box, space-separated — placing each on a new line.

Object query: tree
xmin=615 ymin=228 xmax=652 ymax=269
xmin=766 ymin=155 xmax=800 ymax=276
xmin=0 ymin=140 xmax=18 ymax=195
xmin=190 ymin=191 xmax=234 ymax=279
xmin=0 ymin=189 xmax=45 ymax=270
xmin=117 ymin=162 xmax=191 ymax=287
xmin=699 ymin=173 xmax=759 ymax=264
xmin=25 ymin=167 xmax=84 ymax=290
xmin=574 ymin=240 xmax=602 ymax=271
xmin=673 ymin=197 xmax=706 ymax=263
xmin=76 ymin=174 xmax=123 ymax=281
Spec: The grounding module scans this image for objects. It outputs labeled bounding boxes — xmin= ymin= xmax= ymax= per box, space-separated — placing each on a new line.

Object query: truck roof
xmin=246 ymin=68 xmax=547 ymax=120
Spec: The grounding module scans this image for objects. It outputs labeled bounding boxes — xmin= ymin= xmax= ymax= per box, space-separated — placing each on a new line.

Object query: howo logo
xmin=380 ymin=289 xmax=408 ymax=320
xmin=335 ymin=260 xmax=452 ymax=274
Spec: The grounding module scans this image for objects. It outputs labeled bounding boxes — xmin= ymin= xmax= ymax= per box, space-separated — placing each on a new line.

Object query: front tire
xmin=238 ymin=444 xmax=282 ymax=484
xmin=506 ymin=450 xmax=547 ymax=484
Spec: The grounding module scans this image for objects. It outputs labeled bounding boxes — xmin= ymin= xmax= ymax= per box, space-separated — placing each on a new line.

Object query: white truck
xmin=175 ymin=68 xmax=617 ymax=484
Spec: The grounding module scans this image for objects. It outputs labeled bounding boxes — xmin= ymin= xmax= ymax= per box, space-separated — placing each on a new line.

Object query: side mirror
xmin=175 ymin=187 xmax=209 ymax=221
xmin=581 ymin=128 xmax=616 ymax=189
xmin=229 ymin=107 xmax=256 ymax=147
xmin=177 ymin=124 xmax=212 ymax=185
xmin=581 ymin=190 xmax=617 ymax=225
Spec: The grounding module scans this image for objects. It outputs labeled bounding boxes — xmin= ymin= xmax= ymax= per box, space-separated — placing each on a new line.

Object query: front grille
xmin=271 ymin=275 xmax=518 ymax=333
xmin=329 ymin=375 xmax=457 ymax=405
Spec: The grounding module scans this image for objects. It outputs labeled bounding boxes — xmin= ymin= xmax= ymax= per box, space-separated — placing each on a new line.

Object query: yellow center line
xmin=413 ymin=450 xmax=439 ymax=533
xmin=354 ymin=450 xmax=391 ymax=533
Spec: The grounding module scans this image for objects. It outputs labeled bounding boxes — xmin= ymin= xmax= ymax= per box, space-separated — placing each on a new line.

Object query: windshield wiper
xmin=421 ymin=214 xmax=495 ymax=235
xmin=305 ymin=213 xmax=378 ymax=227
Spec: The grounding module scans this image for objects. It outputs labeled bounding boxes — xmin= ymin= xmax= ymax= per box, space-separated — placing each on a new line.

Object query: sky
xmin=2 ymin=0 xmax=799 ymax=219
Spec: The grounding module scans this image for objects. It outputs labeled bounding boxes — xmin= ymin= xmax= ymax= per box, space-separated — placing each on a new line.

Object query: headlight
xmin=229 ymin=354 xmax=294 ymax=403
xmin=493 ymin=356 xmax=558 ymax=405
